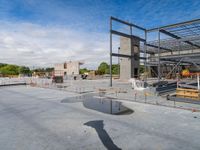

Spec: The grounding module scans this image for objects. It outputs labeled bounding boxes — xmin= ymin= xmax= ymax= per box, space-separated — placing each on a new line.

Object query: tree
xmin=45 ymin=67 xmax=54 ymax=72
xmin=97 ymin=62 xmax=109 ymax=75
xmin=79 ymin=68 xmax=89 ymax=74
xmin=97 ymin=62 xmax=121 ymax=75
xmin=139 ymin=65 xmax=145 ymax=74
xmin=112 ymin=64 xmax=120 ymax=75
xmin=0 ymin=64 xmax=20 ymax=75
xmin=32 ymin=68 xmax=45 ymax=73
xmin=0 ymin=63 xmax=7 ymax=68
xmin=19 ymin=66 xmax=31 ymax=75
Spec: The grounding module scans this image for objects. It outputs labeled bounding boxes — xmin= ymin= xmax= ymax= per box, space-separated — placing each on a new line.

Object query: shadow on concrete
xmin=84 ymin=120 xmax=121 ymax=150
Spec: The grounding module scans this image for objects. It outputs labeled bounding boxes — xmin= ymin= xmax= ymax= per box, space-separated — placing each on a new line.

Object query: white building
xmin=54 ymin=61 xmax=83 ymax=76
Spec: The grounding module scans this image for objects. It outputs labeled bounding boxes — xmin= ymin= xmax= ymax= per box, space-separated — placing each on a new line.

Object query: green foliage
xmin=0 ymin=63 xmax=7 ymax=68
xmin=97 ymin=62 xmax=119 ymax=75
xmin=139 ymin=65 xmax=145 ymax=74
xmin=0 ymin=64 xmax=20 ymax=75
xmin=32 ymin=67 xmax=53 ymax=73
xmin=96 ymin=62 xmax=146 ymax=75
xmin=19 ymin=66 xmax=31 ymax=75
xmin=0 ymin=63 xmax=33 ymax=76
xmin=45 ymin=67 xmax=54 ymax=72
xmin=97 ymin=62 xmax=109 ymax=75
xmin=33 ymin=68 xmax=45 ymax=72
xmin=79 ymin=68 xmax=89 ymax=74
xmin=111 ymin=64 xmax=119 ymax=75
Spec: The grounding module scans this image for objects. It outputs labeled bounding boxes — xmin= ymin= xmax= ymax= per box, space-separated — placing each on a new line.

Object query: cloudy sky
xmin=0 ymin=0 xmax=200 ymax=69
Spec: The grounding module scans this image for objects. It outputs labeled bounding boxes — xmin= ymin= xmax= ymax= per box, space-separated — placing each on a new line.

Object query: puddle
xmin=61 ymin=96 xmax=83 ymax=103
xmin=57 ymin=85 xmax=68 ymax=88
xmin=61 ymin=93 xmax=133 ymax=115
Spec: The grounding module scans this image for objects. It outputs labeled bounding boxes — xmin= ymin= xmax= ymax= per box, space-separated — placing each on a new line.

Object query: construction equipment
xmin=52 ymin=76 xmax=63 ymax=83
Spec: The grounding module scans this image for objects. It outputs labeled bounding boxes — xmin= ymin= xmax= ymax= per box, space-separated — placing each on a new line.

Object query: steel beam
xmin=111 ymin=30 xmax=131 ymax=38
xmin=160 ymin=58 xmax=200 ymax=66
xmin=158 ymin=30 xmax=161 ymax=81
xmin=140 ymin=50 xmax=155 ymax=54
xmin=111 ymin=16 xmax=146 ymax=31
xmin=160 ymin=29 xmax=200 ymax=48
xmin=160 ymin=52 xmax=200 ymax=59
xmin=111 ymin=53 xmax=146 ymax=60
xmin=110 ymin=17 xmax=112 ymax=87
xmin=144 ymin=30 xmax=147 ymax=79
xmin=147 ymin=43 xmax=172 ymax=52
xmin=111 ymin=30 xmax=145 ymax=42
xmin=147 ymin=18 xmax=200 ymax=32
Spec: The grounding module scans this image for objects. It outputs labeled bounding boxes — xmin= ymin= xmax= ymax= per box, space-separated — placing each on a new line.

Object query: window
xmin=64 ymin=63 xmax=67 ymax=69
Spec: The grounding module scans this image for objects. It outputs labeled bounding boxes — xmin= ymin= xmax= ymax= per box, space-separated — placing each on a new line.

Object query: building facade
xmin=54 ymin=61 xmax=83 ymax=76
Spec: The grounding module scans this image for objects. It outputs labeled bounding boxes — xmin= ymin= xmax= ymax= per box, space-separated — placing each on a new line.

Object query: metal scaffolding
xmin=110 ymin=16 xmax=200 ymax=86
xmin=110 ymin=17 xmax=147 ymax=86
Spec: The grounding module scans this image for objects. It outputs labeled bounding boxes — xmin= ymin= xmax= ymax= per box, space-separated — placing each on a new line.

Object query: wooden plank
xmin=176 ymin=88 xmax=200 ymax=100
xmin=176 ymin=93 xmax=199 ymax=98
xmin=176 ymin=88 xmax=199 ymax=92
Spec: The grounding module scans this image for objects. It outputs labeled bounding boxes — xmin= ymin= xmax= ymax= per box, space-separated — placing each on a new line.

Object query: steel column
xmin=198 ymin=74 xmax=200 ymax=90
xmin=110 ymin=17 xmax=112 ymax=87
xmin=144 ymin=30 xmax=147 ymax=80
xmin=118 ymin=47 xmax=120 ymax=77
xmin=158 ymin=29 xmax=161 ymax=81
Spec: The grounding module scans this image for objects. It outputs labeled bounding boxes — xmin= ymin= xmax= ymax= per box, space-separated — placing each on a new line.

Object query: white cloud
xmin=0 ymin=21 xmax=111 ymax=69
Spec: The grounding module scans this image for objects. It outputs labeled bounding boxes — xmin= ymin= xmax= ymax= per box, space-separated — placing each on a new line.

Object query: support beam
xmin=160 ymin=52 xmax=200 ymax=59
xmin=111 ymin=30 xmax=145 ymax=42
xmin=198 ymin=74 xmax=200 ymax=90
xmin=111 ymin=16 xmax=146 ymax=31
xmin=158 ymin=30 xmax=161 ymax=81
xmin=144 ymin=30 xmax=147 ymax=79
xmin=164 ymin=58 xmax=183 ymax=80
xmin=160 ymin=29 xmax=200 ymax=48
xmin=147 ymin=43 xmax=172 ymax=52
xmin=111 ymin=53 xmax=146 ymax=60
xmin=110 ymin=17 xmax=112 ymax=87
xmin=147 ymin=18 xmax=200 ymax=32
xmin=160 ymin=58 xmax=200 ymax=66
xmin=111 ymin=30 xmax=131 ymax=38
xmin=140 ymin=50 xmax=155 ymax=54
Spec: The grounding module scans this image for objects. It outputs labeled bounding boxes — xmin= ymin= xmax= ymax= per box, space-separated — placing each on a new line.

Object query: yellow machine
xmin=181 ymin=69 xmax=190 ymax=77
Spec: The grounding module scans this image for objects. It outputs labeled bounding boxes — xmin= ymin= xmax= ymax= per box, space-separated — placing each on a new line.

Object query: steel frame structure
xmin=110 ymin=17 xmax=148 ymax=86
xmin=110 ymin=16 xmax=200 ymax=86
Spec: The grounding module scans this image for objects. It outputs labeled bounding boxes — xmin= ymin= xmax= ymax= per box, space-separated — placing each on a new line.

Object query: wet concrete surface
xmin=0 ymin=85 xmax=200 ymax=150
xmin=46 ymin=79 xmax=200 ymax=110
xmin=84 ymin=120 xmax=122 ymax=150
xmin=61 ymin=93 xmax=133 ymax=115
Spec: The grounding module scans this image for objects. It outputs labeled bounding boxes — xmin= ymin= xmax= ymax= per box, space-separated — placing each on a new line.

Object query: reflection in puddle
xmin=61 ymin=96 xmax=83 ymax=103
xmin=61 ymin=93 xmax=133 ymax=115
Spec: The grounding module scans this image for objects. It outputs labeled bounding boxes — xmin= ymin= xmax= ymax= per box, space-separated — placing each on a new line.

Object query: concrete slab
xmin=0 ymin=86 xmax=200 ymax=150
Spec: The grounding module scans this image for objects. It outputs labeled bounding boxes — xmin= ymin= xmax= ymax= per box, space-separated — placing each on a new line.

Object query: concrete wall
xmin=54 ymin=64 xmax=67 ymax=76
xmin=66 ymin=62 xmax=80 ymax=75
xmin=120 ymin=37 xmax=140 ymax=80
xmin=54 ymin=61 xmax=82 ymax=76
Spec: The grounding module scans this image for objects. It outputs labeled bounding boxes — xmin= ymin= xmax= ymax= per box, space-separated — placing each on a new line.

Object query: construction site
xmin=1 ymin=17 xmax=200 ymax=150
xmin=110 ymin=16 xmax=200 ymax=102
